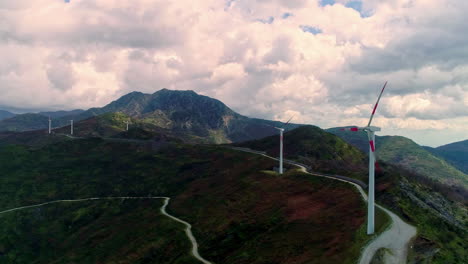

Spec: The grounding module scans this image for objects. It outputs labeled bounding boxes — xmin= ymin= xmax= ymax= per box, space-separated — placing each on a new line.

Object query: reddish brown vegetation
xmin=169 ymin=149 xmax=367 ymax=264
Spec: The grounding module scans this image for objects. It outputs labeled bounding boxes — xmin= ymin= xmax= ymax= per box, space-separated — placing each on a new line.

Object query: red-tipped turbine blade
xmin=369 ymin=139 xmax=376 ymax=152
xmin=341 ymin=127 xmax=360 ymax=132
xmin=367 ymin=81 xmax=388 ymax=127
xmin=368 ymin=139 xmax=381 ymax=172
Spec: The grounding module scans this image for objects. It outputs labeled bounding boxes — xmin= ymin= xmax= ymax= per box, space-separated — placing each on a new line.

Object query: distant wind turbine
xmin=48 ymin=117 xmax=52 ymax=134
xmin=125 ymin=120 xmax=130 ymax=131
xmin=274 ymin=116 xmax=293 ymax=174
xmin=70 ymin=120 xmax=74 ymax=135
xmin=340 ymin=81 xmax=387 ymax=235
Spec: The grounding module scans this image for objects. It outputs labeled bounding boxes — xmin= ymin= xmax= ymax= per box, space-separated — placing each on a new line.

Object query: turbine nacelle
xmin=364 ymin=126 xmax=381 ymax=132
xmin=340 ymin=126 xmax=381 ymax=132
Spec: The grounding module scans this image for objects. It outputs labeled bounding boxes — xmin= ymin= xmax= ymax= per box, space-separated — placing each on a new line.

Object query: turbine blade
xmin=366 ymin=132 xmax=378 ymax=168
xmin=340 ymin=126 xmax=360 ymax=132
xmin=284 ymin=116 xmax=293 ymax=127
xmin=367 ymin=81 xmax=387 ymax=127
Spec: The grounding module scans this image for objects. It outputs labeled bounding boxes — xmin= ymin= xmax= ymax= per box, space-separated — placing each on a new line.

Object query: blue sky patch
xmin=282 ymin=13 xmax=293 ymax=19
xmin=346 ymin=1 xmax=362 ymax=13
xmin=320 ymin=0 xmax=335 ymax=6
xmin=300 ymin=25 xmax=322 ymax=35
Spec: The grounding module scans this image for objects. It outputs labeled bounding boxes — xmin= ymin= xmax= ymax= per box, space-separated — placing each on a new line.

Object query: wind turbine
xmin=125 ymin=120 xmax=130 ymax=131
xmin=274 ymin=116 xmax=293 ymax=174
xmin=48 ymin=117 xmax=52 ymax=134
xmin=70 ymin=120 xmax=74 ymax=135
xmin=341 ymin=81 xmax=387 ymax=235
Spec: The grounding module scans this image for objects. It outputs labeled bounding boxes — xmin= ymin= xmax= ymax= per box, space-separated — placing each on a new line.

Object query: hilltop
xmin=236 ymin=125 xmax=368 ymax=180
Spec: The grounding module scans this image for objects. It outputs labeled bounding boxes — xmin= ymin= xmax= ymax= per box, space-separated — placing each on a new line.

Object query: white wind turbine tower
xmin=48 ymin=117 xmax=52 ymax=134
xmin=70 ymin=120 xmax=74 ymax=135
xmin=341 ymin=81 xmax=387 ymax=235
xmin=125 ymin=120 xmax=130 ymax=131
xmin=274 ymin=117 xmax=293 ymax=175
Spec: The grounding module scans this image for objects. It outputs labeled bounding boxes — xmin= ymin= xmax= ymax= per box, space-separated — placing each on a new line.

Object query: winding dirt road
xmin=0 ymin=196 xmax=212 ymax=264
xmin=231 ymin=147 xmax=417 ymax=264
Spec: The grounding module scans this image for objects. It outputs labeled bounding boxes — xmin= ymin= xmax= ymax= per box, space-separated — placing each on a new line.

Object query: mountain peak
xmin=155 ymin=88 xmax=198 ymax=96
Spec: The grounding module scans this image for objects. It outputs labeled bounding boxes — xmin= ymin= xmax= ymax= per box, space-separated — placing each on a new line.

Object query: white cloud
xmin=0 ymin=0 xmax=466 ymax=145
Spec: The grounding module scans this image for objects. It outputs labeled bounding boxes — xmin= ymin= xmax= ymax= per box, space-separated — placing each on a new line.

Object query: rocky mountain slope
xmin=0 ymin=89 xmax=300 ymax=143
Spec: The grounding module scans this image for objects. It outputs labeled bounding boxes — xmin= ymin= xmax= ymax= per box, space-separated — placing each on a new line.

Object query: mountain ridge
xmin=423 ymin=140 xmax=468 ymax=174
xmin=0 ymin=89 xmax=301 ymax=144
xmin=0 ymin=110 xmax=15 ymax=121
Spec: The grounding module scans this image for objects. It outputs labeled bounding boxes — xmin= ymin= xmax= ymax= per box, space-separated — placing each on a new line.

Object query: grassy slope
xmin=424 ymin=139 xmax=468 ymax=174
xmin=236 ymin=126 xmax=368 ymax=181
xmin=170 ymin=155 xmax=390 ymax=264
xmin=378 ymin=136 xmax=467 ymax=188
xmin=244 ymin=126 xmax=467 ymax=263
xmin=0 ymin=138 xmax=377 ymax=263
xmin=327 ymin=128 xmax=468 ymax=189
xmin=0 ymin=199 xmax=198 ymax=264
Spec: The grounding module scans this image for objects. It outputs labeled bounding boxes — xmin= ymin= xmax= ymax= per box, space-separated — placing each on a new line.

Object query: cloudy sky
xmin=0 ymin=0 xmax=467 ymax=146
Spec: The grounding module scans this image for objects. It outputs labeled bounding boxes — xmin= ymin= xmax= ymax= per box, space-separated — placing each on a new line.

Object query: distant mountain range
xmin=0 ymin=89 xmax=300 ymax=143
xmin=0 ymin=109 xmax=83 ymax=131
xmin=1 ymin=89 xmax=466 ymax=181
xmin=327 ymin=128 xmax=468 ymax=189
xmin=38 ymin=109 xmax=84 ymax=118
xmin=0 ymin=110 xmax=15 ymax=121
xmin=424 ymin=140 xmax=468 ymax=174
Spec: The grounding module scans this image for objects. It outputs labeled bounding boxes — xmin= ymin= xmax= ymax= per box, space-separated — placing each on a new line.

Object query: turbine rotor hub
xmin=363 ymin=126 xmax=381 ymax=132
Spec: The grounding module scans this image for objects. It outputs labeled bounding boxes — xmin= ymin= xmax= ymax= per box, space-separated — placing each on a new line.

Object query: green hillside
xmin=0 ymin=117 xmax=465 ymax=263
xmin=242 ymin=126 xmax=467 ymax=263
xmin=0 ymin=137 xmax=381 ymax=264
xmin=327 ymin=127 xmax=468 ymax=189
xmin=378 ymin=136 xmax=468 ymax=188
xmin=0 ymin=113 xmax=48 ymax=132
xmin=237 ymin=125 xmax=368 ymax=180
xmin=424 ymin=140 xmax=468 ymax=174
xmin=0 ymin=199 xmax=198 ymax=264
